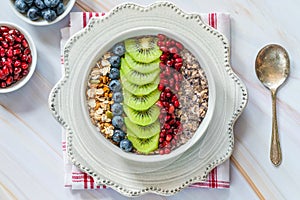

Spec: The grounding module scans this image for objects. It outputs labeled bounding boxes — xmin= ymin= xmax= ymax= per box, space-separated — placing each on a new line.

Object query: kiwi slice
xmin=123 ymin=104 xmax=160 ymax=126
xmin=120 ymin=74 xmax=160 ymax=96
xmin=120 ymin=60 xmax=160 ymax=86
xmin=127 ymin=132 xmax=159 ymax=154
xmin=124 ymin=37 xmax=162 ymax=63
xmin=123 ymin=88 xmax=160 ymax=111
xmin=125 ymin=117 xmax=160 ymax=138
xmin=123 ymin=54 xmax=160 ymax=73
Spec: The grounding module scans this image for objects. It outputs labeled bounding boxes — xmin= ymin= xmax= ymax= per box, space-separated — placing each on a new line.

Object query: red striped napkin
xmin=61 ymin=12 xmax=231 ymax=190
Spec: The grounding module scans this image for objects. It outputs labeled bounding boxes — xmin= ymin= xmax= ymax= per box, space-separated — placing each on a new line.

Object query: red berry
xmin=168 ymin=105 xmax=175 ymax=114
xmin=175 ymin=58 xmax=183 ymax=63
xmin=156 ymin=100 xmax=164 ymax=107
xmin=22 ymin=39 xmax=28 ymax=48
xmin=169 ymin=47 xmax=178 ymax=54
xmin=157 ymin=41 xmax=165 ymax=47
xmin=175 ymin=42 xmax=183 ymax=50
xmin=165 ymin=40 xmax=172 ymax=47
xmin=160 ymin=54 xmax=168 ymax=61
xmin=160 ymin=46 xmax=168 ymax=52
xmin=166 ymin=134 xmax=172 ymax=142
xmin=164 ymin=148 xmax=171 ymax=154
xmin=174 ymin=100 xmax=180 ymax=108
xmin=157 ymin=34 xmax=166 ymax=41
xmin=158 ymin=84 xmax=164 ymax=91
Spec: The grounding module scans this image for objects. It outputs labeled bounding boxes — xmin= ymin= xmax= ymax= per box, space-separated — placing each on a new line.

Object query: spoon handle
xmin=270 ymin=90 xmax=282 ymax=166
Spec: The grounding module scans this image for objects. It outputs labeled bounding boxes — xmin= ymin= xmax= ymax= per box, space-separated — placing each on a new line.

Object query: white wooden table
xmin=1 ymin=0 xmax=299 ymax=199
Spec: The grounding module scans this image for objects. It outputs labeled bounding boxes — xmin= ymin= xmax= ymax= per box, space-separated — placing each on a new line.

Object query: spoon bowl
xmin=255 ymin=44 xmax=290 ymax=166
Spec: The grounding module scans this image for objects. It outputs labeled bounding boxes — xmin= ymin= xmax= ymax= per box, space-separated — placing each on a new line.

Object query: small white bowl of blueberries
xmin=9 ymin=0 xmax=75 ymax=25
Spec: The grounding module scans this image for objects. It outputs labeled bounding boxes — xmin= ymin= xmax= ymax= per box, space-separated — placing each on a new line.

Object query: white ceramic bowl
xmin=0 ymin=22 xmax=37 ymax=93
xmin=8 ymin=0 xmax=75 ymax=26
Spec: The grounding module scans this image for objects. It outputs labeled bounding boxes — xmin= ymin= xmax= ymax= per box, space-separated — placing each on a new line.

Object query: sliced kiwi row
xmin=121 ymin=36 xmax=163 ymax=154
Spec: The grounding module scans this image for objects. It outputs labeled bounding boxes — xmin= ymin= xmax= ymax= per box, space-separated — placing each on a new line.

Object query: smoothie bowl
xmin=86 ymin=33 xmax=214 ymax=158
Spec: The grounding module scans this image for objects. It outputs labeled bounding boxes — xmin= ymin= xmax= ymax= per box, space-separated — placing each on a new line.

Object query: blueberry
xmin=112 ymin=92 xmax=123 ymax=103
xmin=109 ymin=55 xmax=121 ymax=68
xmin=34 ymin=0 xmax=46 ymax=9
xmin=24 ymin=0 xmax=33 ymax=6
xmin=55 ymin=2 xmax=65 ymax=15
xmin=111 ymin=103 xmax=123 ymax=116
xmin=112 ymin=129 xmax=126 ymax=143
xmin=112 ymin=116 xmax=124 ymax=129
xmin=42 ymin=9 xmax=57 ymax=22
xmin=15 ymin=0 xmax=29 ymax=13
xmin=120 ymin=139 xmax=133 ymax=152
xmin=109 ymin=80 xmax=121 ymax=92
xmin=44 ymin=0 xmax=60 ymax=8
xmin=27 ymin=7 xmax=40 ymax=21
xmin=109 ymin=68 xmax=120 ymax=80
xmin=112 ymin=43 xmax=125 ymax=56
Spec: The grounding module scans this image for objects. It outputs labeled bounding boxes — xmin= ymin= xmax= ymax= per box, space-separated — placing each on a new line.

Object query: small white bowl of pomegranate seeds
xmin=0 ymin=22 xmax=37 ymax=93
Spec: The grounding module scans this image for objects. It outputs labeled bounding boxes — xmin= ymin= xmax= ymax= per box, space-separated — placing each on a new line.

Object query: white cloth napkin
xmin=61 ymin=12 xmax=231 ymax=190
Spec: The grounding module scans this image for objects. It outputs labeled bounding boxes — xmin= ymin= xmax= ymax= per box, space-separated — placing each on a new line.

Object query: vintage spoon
xmin=255 ymin=44 xmax=290 ymax=166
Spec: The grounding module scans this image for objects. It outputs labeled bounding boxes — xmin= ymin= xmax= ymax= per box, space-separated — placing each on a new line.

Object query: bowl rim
xmin=0 ymin=21 xmax=37 ymax=93
xmin=8 ymin=0 xmax=75 ymax=26
xmin=79 ymin=28 xmax=217 ymax=162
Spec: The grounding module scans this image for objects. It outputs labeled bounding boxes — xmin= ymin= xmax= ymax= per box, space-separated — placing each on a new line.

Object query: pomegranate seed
xmin=0 ymin=37 xmax=3 ymax=41
xmin=19 ymin=34 xmax=24 ymax=40
xmin=159 ymin=149 xmax=165 ymax=155
xmin=169 ymin=47 xmax=178 ymax=54
xmin=170 ymin=40 xmax=176 ymax=46
xmin=161 ymin=79 xmax=169 ymax=85
xmin=0 ymin=48 xmax=5 ymax=57
xmin=2 ymin=66 xmax=9 ymax=76
xmin=14 ymin=60 xmax=21 ymax=67
xmin=156 ymin=100 xmax=164 ymax=107
xmin=157 ymin=41 xmax=165 ymax=47
xmin=158 ymin=84 xmax=164 ymax=91
xmin=175 ymin=42 xmax=183 ymax=50
xmin=165 ymin=41 xmax=172 ymax=47
xmin=164 ymin=148 xmax=171 ymax=154
xmin=1 ymin=41 xmax=8 ymax=48
xmin=176 ymin=121 xmax=181 ymax=128
xmin=6 ymin=49 xmax=13 ymax=57
xmin=171 ymin=95 xmax=178 ymax=102
xmin=175 ymin=58 xmax=183 ymax=63
xmin=163 ymin=102 xmax=169 ymax=107
xmin=6 ymin=76 xmax=13 ymax=85
xmin=0 ymin=26 xmax=9 ymax=32
xmin=2 ymin=32 xmax=9 ymax=37
xmin=171 ymin=139 xmax=176 ymax=145
xmin=13 ymin=49 xmax=21 ymax=55
xmin=168 ymin=105 xmax=175 ymax=113
xmin=160 ymin=54 xmax=168 ymax=61
xmin=164 ymin=123 xmax=170 ymax=130
xmin=21 ymin=54 xmax=28 ymax=61
xmin=174 ymin=62 xmax=183 ymax=70
xmin=22 ymin=69 xmax=29 ymax=76
xmin=163 ymin=141 xmax=170 ymax=147
xmin=21 ymin=39 xmax=28 ymax=48
xmin=14 ymin=67 xmax=22 ymax=74
xmin=157 ymin=34 xmax=166 ymax=41
xmin=13 ymin=73 xmax=20 ymax=81
xmin=169 ymin=119 xmax=176 ymax=125
xmin=21 ymin=62 xmax=28 ymax=69
xmin=174 ymin=100 xmax=180 ymax=108
xmin=173 ymin=53 xmax=180 ymax=58
xmin=27 ymin=55 xmax=32 ymax=63
xmin=166 ymin=92 xmax=171 ymax=98
xmin=0 ymin=82 xmax=6 ymax=88
xmin=173 ymin=135 xmax=178 ymax=140
xmin=166 ymin=134 xmax=173 ymax=142
xmin=165 ymin=115 xmax=170 ymax=121
xmin=160 ymin=46 xmax=168 ymax=52
xmin=166 ymin=60 xmax=173 ymax=67
xmin=0 ymin=70 xmax=5 ymax=79
xmin=159 ymin=137 xmax=164 ymax=143
xmin=24 ymin=48 xmax=31 ymax=55
xmin=159 ymin=62 xmax=166 ymax=69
